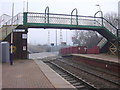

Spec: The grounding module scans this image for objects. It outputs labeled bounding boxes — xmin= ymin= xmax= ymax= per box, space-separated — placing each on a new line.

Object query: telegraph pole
xmin=56 ymin=30 xmax=57 ymax=46
xmin=60 ymin=29 xmax=63 ymax=45
xmin=66 ymin=30 xmax=67 ymax=45
xmin=48 ymin=31 xmax=50 ymax=45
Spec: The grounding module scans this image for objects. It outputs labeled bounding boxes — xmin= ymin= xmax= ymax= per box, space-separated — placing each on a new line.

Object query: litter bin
xmin=1 ymin=42 xmax=10 ymax=63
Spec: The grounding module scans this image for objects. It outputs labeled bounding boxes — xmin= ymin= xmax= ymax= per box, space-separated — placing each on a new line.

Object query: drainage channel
xmin=44 ymin=61 xmax=97 ymax=90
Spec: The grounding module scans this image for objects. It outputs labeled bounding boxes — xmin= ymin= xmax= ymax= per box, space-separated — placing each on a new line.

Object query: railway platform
xmin=72 ymin=54 xmax=119 ymax=64
xmin=70 ymin=54 xmax=120 ymax=73
xmin=2 ymin=59 xmax=75 ymax=89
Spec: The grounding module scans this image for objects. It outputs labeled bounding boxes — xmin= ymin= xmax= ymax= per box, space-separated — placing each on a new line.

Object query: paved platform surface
xmin=72 ymin=54 xmax=120 ymax=64
xmin=2 ymin=60 xmax=55 ymax=88
xmin=2 ymin=59 xmax=75 ymax=89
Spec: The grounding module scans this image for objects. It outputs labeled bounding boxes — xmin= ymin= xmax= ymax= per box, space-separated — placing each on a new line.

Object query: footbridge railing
xmin=23 ymin=10 xmax=119 ymax=38
xmin=0 ymin=13 xmax=23 ymax=40
xmin=24 ymin=12 xmax=102 ymax=27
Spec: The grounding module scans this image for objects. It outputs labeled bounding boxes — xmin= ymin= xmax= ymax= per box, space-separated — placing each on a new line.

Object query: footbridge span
xmin=0 ymin=7 xmax=120 ymax=59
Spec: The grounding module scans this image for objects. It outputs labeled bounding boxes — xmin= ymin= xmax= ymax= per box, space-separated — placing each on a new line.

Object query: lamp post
xmin=96 ymin=4 xmax=101 ymax=11
xmin=96 ymin=4 xmax=102 ymax=18
xmin=23 ymin=0 xmax=29 ymax=12
xmin=27 ymin=0 xmax=28 ymax=12
xmin=10 ymin=1 xmax=14 ymax=65
xmin=23 ymin=0 xmax=25 ymax=12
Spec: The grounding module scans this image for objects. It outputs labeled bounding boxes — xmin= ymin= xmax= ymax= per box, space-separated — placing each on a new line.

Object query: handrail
xmin=0 ymin=14 xmax=11 ymax=17
xmin=1 ymin=13 xmax=22 ymax=40
xmin=103 ymin=18 xmax=118 ymax=30
xmin=94 ymin=11 xmax=118 ymax=37
xmin=45 ymin=6 xmax=49 ymax=23
xmin=94 ymin=11 xmax=103 ymax=18
xmin=71 ymin=8 xmax=78 ymax=25
xmin=94 ymin=11 xmax=103 ymax=26
xmin=0 ymin=14 xmax=11 ymax=27
xmin=103 ymin=17 xmax=118 ymax=37
xmin=2 ymin=13 xmax=21 ymax=26
xmin=27 ymin=12 xmax=102 ymax=19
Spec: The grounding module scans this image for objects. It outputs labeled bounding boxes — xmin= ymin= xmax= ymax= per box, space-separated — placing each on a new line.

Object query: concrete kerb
xmin=34 ymin=59 xmax=76 ymax=89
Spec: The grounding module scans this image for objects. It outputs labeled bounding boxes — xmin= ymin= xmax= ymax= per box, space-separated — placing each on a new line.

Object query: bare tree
xmin=72 ymin=30 xmax=101 ymax=48
xmin=104 ymin=12 xmax=118 ymax=27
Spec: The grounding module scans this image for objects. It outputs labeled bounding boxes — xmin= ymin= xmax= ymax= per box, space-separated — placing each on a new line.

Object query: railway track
xmin=56 ymin=59 xmax=120 ymax=86
xmin=62 ymin=57 xmax=120 ymax=78
xmin=44 ymin=61 xmax=97 ymax=90
xmin=50 ymin=58 xmax=120 ymax=88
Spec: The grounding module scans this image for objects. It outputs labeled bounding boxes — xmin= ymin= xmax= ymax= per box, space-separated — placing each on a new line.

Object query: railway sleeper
xmin=75 ymin=85 xmax=85 ymax=88
xmin=65 ymin=78 xmax=75 ymax=81
xmin=57 ymin=72 xmax=65 ymax=75
xmin=60 ymin=74 xmax=68 ymax=77
xmin=68 ymin=80 xmax=78 ymax=83
xmin=72 ymin=82 xmax=82 ymax=86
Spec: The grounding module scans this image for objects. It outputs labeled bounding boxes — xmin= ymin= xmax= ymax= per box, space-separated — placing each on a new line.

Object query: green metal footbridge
xmin=0 ymin=7 xmax=120 ymax=55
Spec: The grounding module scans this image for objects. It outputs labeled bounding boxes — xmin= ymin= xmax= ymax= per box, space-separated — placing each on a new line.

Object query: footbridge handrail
xmin=45 ymin=6 xmax=49 ymax=23
xmin=71 ymin=8 xmax=78 ymax=25
xmin=94 ymin=11 xmax=118 ymax=37
xmin=2 ymin=13 xmax=23 ymax=27
xmin=103 ymin=18 xmax=118 ymax=37
xmin=0 ymin=13 xmax=23 ymax=40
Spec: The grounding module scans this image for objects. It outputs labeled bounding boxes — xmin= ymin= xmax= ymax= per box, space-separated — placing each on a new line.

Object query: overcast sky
xmin=0 ymin=0 xmax=119 ymax=45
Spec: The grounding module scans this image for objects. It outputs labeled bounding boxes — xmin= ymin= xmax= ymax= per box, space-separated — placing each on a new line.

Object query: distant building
xmin=61 ymin=42 xmax=67 ymax=46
